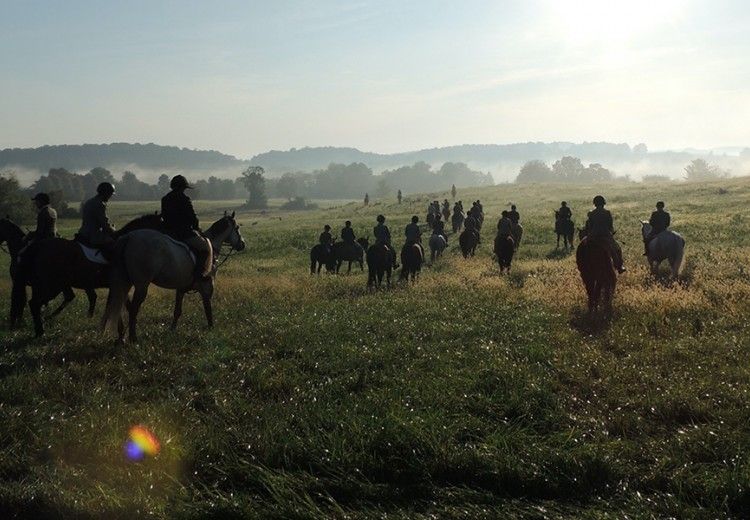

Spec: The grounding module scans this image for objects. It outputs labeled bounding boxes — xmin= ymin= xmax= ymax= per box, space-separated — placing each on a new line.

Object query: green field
xmin=2 ymin=179 xmax=750 ymax=518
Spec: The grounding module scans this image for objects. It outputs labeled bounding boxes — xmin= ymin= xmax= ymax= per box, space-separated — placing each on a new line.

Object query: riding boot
xmin=194 ymin=251 xmax=210 ymax=282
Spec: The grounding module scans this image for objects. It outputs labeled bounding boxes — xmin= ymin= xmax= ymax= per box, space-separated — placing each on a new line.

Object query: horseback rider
xmin=374 ymin=214 xmax=399 ymax=269
xmin=497 ymin=210 xmax=513 ymax=237
xmin=341 ymin=221 xmax=355 ymax=244
xmin=644 ymin=201 xmax=671 ymax=255
xmin=77 ymin=182 xmax=117 ymax=254
xmin=397 ymin=190 xmax=402 ymax=204
xmin=364 ymin=193 xmax=369 ymax=206
xmin=442 ymin=199 xmax=450 ymax=214
xmin=432 ymin=213 xmax=446 ymax=240
xmin=584 ymin=195 xmax=626 ymax=274
xmin=508 ymin=204 xmax=520 ymax=224
xmin=161 ymin=175 xmax=212 ymax=281
xmin=404 ymin=215 xmax=424 ymax=258
xmin=25 ymin=193 xmax=57 ymax=244
xmin=465 ymin=211 xmax=480 ymax=243
xmin=451 ymin=184 xmax=457 ymax=200
xmin=319 ymin=225 xmax=333 ymax=251
xmin=476 ymin=199 xmax=484 ymax=214
xmin=457 ymin=200 xmax=463 ymax=212
xmin=558 ymin=201 xmax=572 ymax=220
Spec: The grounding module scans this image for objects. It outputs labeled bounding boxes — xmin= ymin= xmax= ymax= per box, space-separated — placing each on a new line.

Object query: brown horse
xmin=12 ymin=214 xmax=163 ymax=336
xmin=576 ymin=237 xmax=616 ymax=312
xmin=459 ymin=229 xmax=479 ymax=258
xmin=400 ymin=242 xmax=423 ymax=282
xmin=493 ymin=233 xmax=515 ymax=273
xmin=366 ymin=243 xmax=393 ymax=289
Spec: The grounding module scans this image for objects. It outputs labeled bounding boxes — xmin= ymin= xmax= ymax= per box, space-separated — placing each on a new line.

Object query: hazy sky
xmin=1 ymin=0 xmax=749 ymax=158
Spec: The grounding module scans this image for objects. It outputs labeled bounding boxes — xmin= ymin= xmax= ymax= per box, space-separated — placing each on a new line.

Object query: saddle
xmin=77 ymin=243 xmax=110 ymax=265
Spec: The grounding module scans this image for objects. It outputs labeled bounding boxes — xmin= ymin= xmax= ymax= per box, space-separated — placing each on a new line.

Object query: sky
xmin=1 ymin=0 xmax=749 ymax=158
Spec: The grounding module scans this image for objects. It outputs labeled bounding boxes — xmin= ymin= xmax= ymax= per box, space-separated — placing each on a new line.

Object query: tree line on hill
xmin=515 ymin=157 xmax=731 ymax=183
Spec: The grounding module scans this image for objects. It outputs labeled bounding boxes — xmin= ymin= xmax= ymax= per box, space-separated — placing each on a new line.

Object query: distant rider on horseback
xmin=404 ymin=215 xmax=424 ymax=257
xmin=77 ymin=182 xmax=116 ymax=255
xmin=497 ymin=210 xmax=513 ymax=237
xmin=558 ymin=201 xmax=572 ymax=221
xmin=508 ymin=205 xmax=520 ymax=225
xmin=644 ymin=201 xmax=670 ymax=256
xmin=25 ymin=193 xmax=57 ymax=244
xmin=584 ymin=195 xmax=625 ymax=274
xmin=374 ymin=214 xmax=399 ymax=269
xmin=433 ymin=214 xmax=445 ymax=238
xmin=161 ymin=175 xmax=212 ymax=281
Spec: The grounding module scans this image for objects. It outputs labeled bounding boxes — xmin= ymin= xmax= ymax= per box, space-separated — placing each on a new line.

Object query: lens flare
xmin=124 ymin=425 xmax=160 ymax=461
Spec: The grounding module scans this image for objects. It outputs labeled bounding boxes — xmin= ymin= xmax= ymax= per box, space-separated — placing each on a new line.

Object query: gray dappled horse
xmin=641 ymin=222 xmax=685 ymax=278
xmin=429 ymin=234 xmax=447 ymax=262
xmin=103 ymin=213 xmax=245 ymax=343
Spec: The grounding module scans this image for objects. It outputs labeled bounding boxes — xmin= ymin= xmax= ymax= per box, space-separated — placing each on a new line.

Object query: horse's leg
xmin=85 ymin=287 xmax=97 ymax=317
xmin=310 ymin=259 xmax=316 ymax=275
xmin=171 ymin=290 xmax=185 ymax=330
xmin=201 ymin=284 xmax=214 ymax=328
xmin=29 ymin=288 xmax=46 ymax=337
xmin=47 ymin=287 xmax=75 ymax=320
xmin=128 ymin=283 xmax=149 ymax=343
xmin=347 ymin=260 xmax=352 ymax=274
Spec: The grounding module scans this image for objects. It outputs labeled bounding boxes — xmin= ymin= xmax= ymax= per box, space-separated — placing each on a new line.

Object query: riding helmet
xmin=170 ymin=175 xmax=192 ymax=190
xmin=345 ymin=220 xmax=351 ymax=226
xmin=97 ymin=182 xmax=116 ymax=196
xmin=31 ymin=193 xmax=50 ymax=205
xmin=561 ymin=201 xmax=567 ymax=206
xmin=593 ymin=195 xmax=606 ymax=206
xmin=656 ymin=201 xmax=665 ymax=208
xmin=411 ymin=215 xmax=419 ymax=223
xmin=376 ymin=215 xmax=385 ymax=223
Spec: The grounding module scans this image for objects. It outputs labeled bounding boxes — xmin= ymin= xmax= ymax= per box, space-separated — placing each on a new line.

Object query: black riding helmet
xmin=376 ymin=215 xmax=385 ymax=223
xmin=561 ymin=201 xmax=567 ymax=206
xmin=593 ymin=195 xmax=606 ymax=207
xmin=345 ymin=220 xmax=351 ymax=226
xmin=97 ymin=182 xmax=115 ymax=197
xmin=411 ymin=215 xmax=419 ymax=223
xmin=170 ymin=175 xmax=192 ymax=190
xmin=31 ymin=193 xmax=50 ymax=205
xmin=656 ymin=201 xmax=665 ymax=208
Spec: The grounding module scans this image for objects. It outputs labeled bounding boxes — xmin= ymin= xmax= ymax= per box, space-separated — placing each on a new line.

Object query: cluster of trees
xmin=683 ymin=158 xmax=730 ymax=181
xmin=266 ymin=161 xmax=493 ymax=200
xmin=515 ymin=157 xmax=615 ymax=183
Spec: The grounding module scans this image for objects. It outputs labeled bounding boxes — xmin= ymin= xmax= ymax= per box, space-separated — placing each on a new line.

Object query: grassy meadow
xmin=2 ymin=178 xmax=750 ymax=518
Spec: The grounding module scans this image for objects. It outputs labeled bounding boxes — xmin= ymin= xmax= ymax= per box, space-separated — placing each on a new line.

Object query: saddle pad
xmin=79 ymin=243 xmax=109 ymax=265
xmin=164 ymin=235 xmax=197 ymax=264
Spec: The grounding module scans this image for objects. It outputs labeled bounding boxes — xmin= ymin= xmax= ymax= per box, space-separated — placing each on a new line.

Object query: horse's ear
xmin=224 ymin=210 xmax=227 ymax=217
xmin=231 ymin=211 xmax=235 ymax=218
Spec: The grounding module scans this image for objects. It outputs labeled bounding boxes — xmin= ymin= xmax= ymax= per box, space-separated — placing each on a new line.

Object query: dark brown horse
xmin=366 ymin=243 xmax=393 ymax=289
xmin=333 ymin=237 xmax=369 ymax=274
xmin=459 ymin=229 xmax=479 ymax=258
xmin=400 ymin=242 xmax=423 ymax=282
xmin=310 ymin=242 xmax=336 ymax=274
xmin=555 ymin=211 xmax=575 ymax=250
xmin=493 ymin=233 xmax=515 ymax=273
xmin=12 ymin=214 xmax=163 ymax=336
xmin=576 ymin=237 xmax=616 ymax=312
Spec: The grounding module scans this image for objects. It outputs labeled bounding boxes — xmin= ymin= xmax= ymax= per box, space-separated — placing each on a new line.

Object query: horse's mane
xmin=0 ymin=217 xmax=24 ymax=240
xmin=205 ymin=216 xmax=232 ymax=237
xmin=118 ymin=213 xmax=164 ymax=235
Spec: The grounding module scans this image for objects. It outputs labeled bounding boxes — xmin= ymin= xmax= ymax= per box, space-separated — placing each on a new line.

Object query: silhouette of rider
xmin=341 ymin=221 xmax=355 ymax=244
xmin=319 ymin=225 xmax=333 ymax=251
xmin=584 ymin=195 xmax=625 ymax=274
xmin=77 ymin=182 xmax=116 ymax=255
xmin=644 ymin=201 xmax=671 ymax=255
xmin=404 ymin=215 xmax=424 ymax=257
xmin=374 ymin=214 xmax=398 ymax=269
xmin=497 ymin=210 xmax=513 ymax=237
xmin=161 ymin=175 xmax=212 ymax=281
xmin=558 ymin=201 xmax=572 ymax=220
xmin=508 ymin=205 xmax=520 ymax=224
xmin=25 ymin=193 xmax=57 ymax=244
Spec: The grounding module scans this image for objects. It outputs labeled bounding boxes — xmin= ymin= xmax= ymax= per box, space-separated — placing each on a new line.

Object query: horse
xmin=459 ymin=229 xmax=479 ymax=258
xmin=555 ymin=211 xmax=575 ymax=250
xmin=511 ymin=222 xmax=523 ymax=251
xmin=442 ymin=206 xmax=450 ymax=223
xmin=102 ymin=213 xmax=245 ymax=343
xmin=400 ymin=242 xmax=423 ymax=282
xmin=641 ymin=222 xmax=685 ymax=278
xmin=576 ymin=235 xmax=616 ymax=313
xmin=10 ymin=213 xmax=163 ymax=336
xmin=366 ymin=243 xmax=394 ymax=289
xmin=451 ymin=211 xmax=464 ymax=233
xmin=426 ymin=212 xmax=435 ymax=230
xmin=333 ymin=237 xmax=368 ymax=274
xmin=428 ymin=234 xmax=447 ymax=262
xmin=494 ymin=233 xmax=515 ymax=273
xmin=310 ymin=242 xmax=336 ymax=274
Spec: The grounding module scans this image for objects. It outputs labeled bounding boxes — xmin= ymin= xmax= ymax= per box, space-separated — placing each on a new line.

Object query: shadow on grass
xmin=569 ymin=306 xmax=614 ymax=337
xmin=0 ymin=339 xmax=121 ymax=380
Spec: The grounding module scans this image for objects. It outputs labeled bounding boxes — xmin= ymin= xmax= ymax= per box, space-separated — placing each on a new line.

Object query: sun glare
xmin=547 ymin=0 xmax=684 ymax=46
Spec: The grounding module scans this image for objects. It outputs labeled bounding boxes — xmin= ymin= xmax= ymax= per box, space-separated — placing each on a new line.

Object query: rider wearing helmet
xmin=161 ymin=175 xmax=212 ymax=281
xmin=25 ymin=193 xmax=57 ymax=243
xmin=341 ymin=221 xmax=355 ymax=244
xmin=374 ymin=214 xmax=398 ymax=269
xmin=432 ymin=213 xmax=446 ymax=238
xmin=497 ymin=210 xmax=513 ymax=237
xmin=77 ymin=182 xmax=116 ymax=252
xmin=319 ymin=224 xmax=333 ymax=251
xmin=404 ymin=215 xmax=424 ymax=259
xmin=644 ymin=201 xmax=671 ymax=255
xmin=508 ymin=204 xmax=520 ymax=225
xmin=584 ymin=195 xmax=625 ymax=273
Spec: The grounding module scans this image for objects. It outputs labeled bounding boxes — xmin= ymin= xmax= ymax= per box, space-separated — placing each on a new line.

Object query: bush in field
xmin=280 ymin=196 xmax=317 ymax=210
xmin=684 ymin=158 xmax=729 ymax=181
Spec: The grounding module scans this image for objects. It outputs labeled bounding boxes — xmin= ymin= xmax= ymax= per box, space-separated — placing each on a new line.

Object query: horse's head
xmin=0 ymin=216 xmax=24 ymax=246
xmin=207 ymin=211 xmax=245 ymax=252
xmin=640 ymin=220 xmax=652 ymax=239
xmin=357 ymin=237 xmax=369 ymax=249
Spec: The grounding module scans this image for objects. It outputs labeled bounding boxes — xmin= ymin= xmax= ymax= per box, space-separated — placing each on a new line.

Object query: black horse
xmin=11 ymin=213 xmax=164 ymax=336
xmin=366 ymin=243 xmax=394 ymax=288
xmin=333 ymin=237 xmax=369 ymax=274
xmin=494 ymin=233 xmax=515 ymax=273
xmin=310 ymin=242 xmax=336 ymax=274
xmin=400 ymin=243 xmax=423 ymax=282
xmin=459 ymin=229 xmax=479 ymax=258
xmin=555 ymin=211 xmax=575 ymax=250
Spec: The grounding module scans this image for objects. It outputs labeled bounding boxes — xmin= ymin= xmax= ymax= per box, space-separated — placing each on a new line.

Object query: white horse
xmin=641 ymin=222 xmax=685 ymax=278
xmin=103 ymin=213 xmax=245 ymax=343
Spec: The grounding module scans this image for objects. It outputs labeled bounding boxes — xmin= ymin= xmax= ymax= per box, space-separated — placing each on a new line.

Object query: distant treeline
xmin=13 ymin=161 xmax=492 ymax=203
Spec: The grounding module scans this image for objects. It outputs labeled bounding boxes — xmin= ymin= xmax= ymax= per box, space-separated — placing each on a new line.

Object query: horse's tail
xmin=9 ymin=277 xmax=26 ymax=327
xmin=102 ymin=236 xmax=131 ymax=333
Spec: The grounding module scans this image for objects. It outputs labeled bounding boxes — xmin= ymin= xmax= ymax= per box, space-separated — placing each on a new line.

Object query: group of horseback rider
xmin=24 ymin=175 xmax=212 ymax=281
xmin=313 ymin=196 xmax=672 ymax=275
